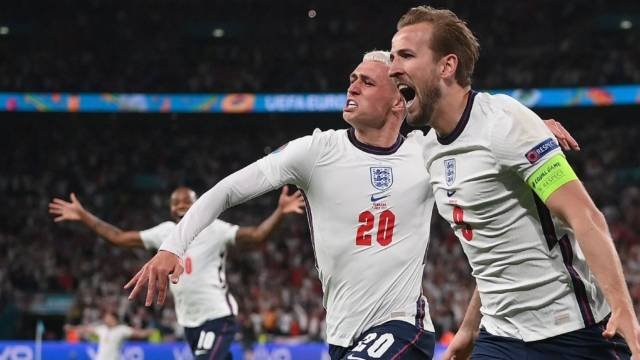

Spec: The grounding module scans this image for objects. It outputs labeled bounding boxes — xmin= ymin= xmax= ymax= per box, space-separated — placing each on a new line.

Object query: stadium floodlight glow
xmin=308 ymin=9 xmax=317 ymax=18
xmin=620 ymin=20 xmax=632 ymax=29
xmin=212 ymin=28 xmax=224 ymax=38
xmin=0 ymin=26 xmax=8 ymax=35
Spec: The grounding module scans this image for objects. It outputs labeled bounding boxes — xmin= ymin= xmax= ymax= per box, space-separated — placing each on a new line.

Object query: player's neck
xmin=431 ymin=86 xmax=471 ymax=138
xmin=352 ymin=126 xmax=400 ymax=148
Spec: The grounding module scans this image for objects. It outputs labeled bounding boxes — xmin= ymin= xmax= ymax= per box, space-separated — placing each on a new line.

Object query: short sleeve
xmin=118 ymin=325 xmax=134 ymax=339
xmin=490 ymin=95 xmax=564 ymax=180
xmin=257 ymin=128 xmax=325 ymax=189
xmin=490 ymin=95 xmax=578 ymax=201
xmin=94 ymin=325 xmax=107 ymax=338
xmin=139 ymin=221 xmax=176 ymax=250
xmin=211 ymin=219 xmax=240 ymax=246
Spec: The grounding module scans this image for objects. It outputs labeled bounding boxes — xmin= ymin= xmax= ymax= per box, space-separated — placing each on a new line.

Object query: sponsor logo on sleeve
xmin=525 ymin=138 xmax=559 ymax=164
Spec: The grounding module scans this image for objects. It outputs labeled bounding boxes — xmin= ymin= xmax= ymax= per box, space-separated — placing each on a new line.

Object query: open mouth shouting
xmin=397 ymin=83 xmax=416 ymax=108
xmin=344 ymin=98 xmax=358 ymax=112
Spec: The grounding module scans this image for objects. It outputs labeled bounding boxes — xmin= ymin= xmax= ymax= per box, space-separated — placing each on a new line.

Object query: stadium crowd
xmin=1 ymin=113 xmax=639 ymax=344
xmin=1 ymin=0 xmax=639 ymax=92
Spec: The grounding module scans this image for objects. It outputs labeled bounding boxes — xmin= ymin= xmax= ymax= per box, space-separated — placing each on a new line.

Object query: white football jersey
xmin=94 ymin=324 xmax=133 ymax=360
xmin=258 ymin=128 xmax=436 ymax=346
xmin=162 ymin=128 xmax=435 ymax=347
xmin=140 ymin=219 xmax=239 ymax=328
xmin=422 ymin=91 xmax=609 ymax=341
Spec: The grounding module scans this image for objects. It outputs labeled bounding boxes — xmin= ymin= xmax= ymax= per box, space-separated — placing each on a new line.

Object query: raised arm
xmin=64 ymin=324 xmax=97 ymax=338
xmin=129 ymin=327 xmax=155 ymax=339
xmin=125 ymin=162 xmax=279 ymax=305
xmin=48 ymin=193 xmax=144 ymax=248
xmin=235 ymin=185 xmax=304 ymax=246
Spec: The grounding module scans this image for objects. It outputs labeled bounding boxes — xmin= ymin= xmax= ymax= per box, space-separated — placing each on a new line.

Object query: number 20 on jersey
xmin=356 ymin=210 xmax=396 ymax=246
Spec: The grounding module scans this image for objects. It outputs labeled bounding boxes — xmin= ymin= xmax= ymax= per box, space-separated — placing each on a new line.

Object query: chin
xmin=406 ymin=112 xmax=427 ymax=127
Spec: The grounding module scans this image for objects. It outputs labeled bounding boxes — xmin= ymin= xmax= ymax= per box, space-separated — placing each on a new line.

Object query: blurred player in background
xmin=123 ymin=51 xmax=575 ymax=360
xmin=389 ymin=5 xmax=638 ymax=359
xmin=49 ymin=186 xmax=304 ymax=359
xmin=64 ymin=309 xmax=154 ymax=360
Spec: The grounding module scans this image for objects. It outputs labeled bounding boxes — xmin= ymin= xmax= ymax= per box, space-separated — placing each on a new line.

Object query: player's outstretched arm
xmin=129 ymin=327 xmax=155 ymax=339
xmin=235 ymin=185 xmax=304 ymax=246
xmin=64 ymin=324 xmax=97 ymax=338
xmin=546 ymin=181 xmax=640 ymax=356
xmin=442 ymin=287 xmax=481 ymax=360
xmin=125 ymin=162 xmax=280 ymax=306
xmin=48 ymin=193 xmax=144 ymax=248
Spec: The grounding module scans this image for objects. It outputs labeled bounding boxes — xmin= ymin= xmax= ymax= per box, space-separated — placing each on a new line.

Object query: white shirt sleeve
xmin=139 ymin=221 xmax=176 ymax=250
xmin=212 ymin=219 xmax=240 ymax=246
xmin=94 ymin=325 xmax=107 ymax=338
xmin=257 ymin=129 xmax=323 ymax=189
xmin=490 ymin=95 xmax=564 ymax=181
xmin=160 ymin=131 xmax=323 ymax=257
xmin=117 ymin=325 xmax=134 ymax=339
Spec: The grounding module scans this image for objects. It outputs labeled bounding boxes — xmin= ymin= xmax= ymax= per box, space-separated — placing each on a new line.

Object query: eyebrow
xmin=392 ymin=48 xmax=414 ymax=56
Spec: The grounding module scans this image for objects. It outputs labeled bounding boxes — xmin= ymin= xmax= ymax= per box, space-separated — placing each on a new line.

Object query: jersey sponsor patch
xmin=526 ymin=154 xmax=578 ymax=202
xmin=370 ymin=167 xmax=393 ymax=191
xmin=525 ymin=138 xmax=559 ymax=164
xmin=444 ymin=159 xmax=456 ymax=186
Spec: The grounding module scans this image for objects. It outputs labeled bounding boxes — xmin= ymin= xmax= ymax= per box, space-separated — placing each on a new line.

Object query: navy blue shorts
xmin=329 ymin=320 xmax=435 ymax=360
xmin=184 ymin=315 xmax=238 ymax=360
xmin=472 ymin=318 xmax=631 ymax=360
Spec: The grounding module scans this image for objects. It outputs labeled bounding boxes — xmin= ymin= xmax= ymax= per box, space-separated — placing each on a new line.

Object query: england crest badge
xmin=370 ymin=167 xmax=393 ymax=191
xmin=444 ymin=159 xmax=456 ymax=186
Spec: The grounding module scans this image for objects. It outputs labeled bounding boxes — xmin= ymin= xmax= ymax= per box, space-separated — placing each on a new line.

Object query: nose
xmin=388 ymin=58 xmax=404 ymax=79
xmin=347 ymin=81 xmax=360 ymax=95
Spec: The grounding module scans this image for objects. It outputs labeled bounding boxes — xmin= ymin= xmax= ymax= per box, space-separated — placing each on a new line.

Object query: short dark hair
xmin=398 ymin=6 xmax=480 ymax=87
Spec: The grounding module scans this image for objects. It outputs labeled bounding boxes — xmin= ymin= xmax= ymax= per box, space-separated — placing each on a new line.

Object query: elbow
xmin=566 ymin=205 xmax=609 ymax=237
xmin=577 ymin=203 xmax=607 ymax=228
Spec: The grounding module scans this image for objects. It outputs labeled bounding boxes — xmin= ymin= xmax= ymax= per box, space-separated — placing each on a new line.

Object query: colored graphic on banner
xmin=1 ymin=85 xmax=639 ymax=113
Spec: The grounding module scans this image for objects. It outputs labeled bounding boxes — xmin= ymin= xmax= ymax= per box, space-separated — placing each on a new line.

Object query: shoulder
xmin=274 ymin=128 xmax=340 ymax=154
xmin=311 ymin=128 xmax=345 ymax=146
xmin=475 ymin=92 xmax=544 ymax=139
xmin=471 ymin=92 xmax=520 ymax=123
xmin=155 ymin=221 xmax=177 ymax=231
xmin=117 ymin=325 xmax=134 ymax=336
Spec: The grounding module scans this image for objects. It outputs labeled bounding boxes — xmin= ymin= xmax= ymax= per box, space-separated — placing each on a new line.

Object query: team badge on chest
xmin=370 ymin=167 xmax=393 ymax=191
xmin=444 ymin=159 xmax=456 ymax=186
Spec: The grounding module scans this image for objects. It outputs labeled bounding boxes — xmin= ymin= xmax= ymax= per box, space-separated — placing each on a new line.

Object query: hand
xmin=543 ymin=118 xmax=580 ymax=151
xmin=277 ymin=185 xmax=305 ymax=215
xmin=124 ymin=250 xmax=184 ymax=306
xmin=442 ymin=328 xmax=477 ymax=360
xmin=602 ymin=309 xmax=640 ymax=358
xmin=48 ymin=193 xmax=85 ymax=222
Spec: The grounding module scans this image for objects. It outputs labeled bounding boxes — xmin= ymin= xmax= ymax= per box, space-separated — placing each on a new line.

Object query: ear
xmin=440 ymin=54 xmax=458 ymax=80
xmin=391 ymin=93 xmax=406 ymax=114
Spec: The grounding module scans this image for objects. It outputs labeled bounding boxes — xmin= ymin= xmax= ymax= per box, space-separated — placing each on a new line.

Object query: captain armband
xmin=526 ymin=154 xmax=578 ymax=202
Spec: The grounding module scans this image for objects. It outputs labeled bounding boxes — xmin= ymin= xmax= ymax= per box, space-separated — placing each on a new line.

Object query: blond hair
xmin=397 ymin=6 xmax=479 ymax=86
xmin=362 ymin=50 xmax=391 ymax=66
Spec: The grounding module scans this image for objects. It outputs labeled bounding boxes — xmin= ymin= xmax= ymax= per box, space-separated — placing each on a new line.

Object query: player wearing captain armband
xmin=389 ymin=5 xmax=638 ymax=359
xmin=123 ymin=49 xmax=581 ymax=360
